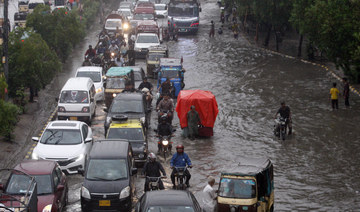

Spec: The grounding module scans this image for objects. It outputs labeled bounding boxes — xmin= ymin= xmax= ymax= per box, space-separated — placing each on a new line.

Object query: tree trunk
xmin=254 ymin=22 xmax=259 ymax=42
xmin=263 ymin=24 xmax=272 ymax=47
xmin=29 ymin=86 xmax=34 ymax=103
xmin=275 ymin=31 xmax=279 ymax=51
xmin=297 ymin=34 xmax=303 ymax=57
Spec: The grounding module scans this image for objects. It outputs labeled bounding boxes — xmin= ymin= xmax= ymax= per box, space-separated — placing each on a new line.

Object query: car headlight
xmin=32 ymin=152 xmax=39 ymax=160
xmin=75 ymin=154 xmax=84 ymax=162
xmin=111 ymin=52 xmax=115 ymax=57
xmin=96 ymin=88 xmax=103 ymax=93
xmin=113 ymin=93 xmax=117 ymax=98
xmin=123 ymin=23 xmax=129 ymax=29
xmin=140 ymin=117 xmax=145 ymax=124
xmin=81 ymin=186 xmax=91 ymax=199
xmin=119 ymin=186 xmax=130 ymax=199
xmin=42 ymin=204 xmax=52 ymax=212
xmin=162 ymin=140 xmax=169 ymax=146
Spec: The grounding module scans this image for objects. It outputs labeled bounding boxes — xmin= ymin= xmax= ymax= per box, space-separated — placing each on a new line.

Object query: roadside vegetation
xmin=227 ymin=0 xmax=360 ymax=83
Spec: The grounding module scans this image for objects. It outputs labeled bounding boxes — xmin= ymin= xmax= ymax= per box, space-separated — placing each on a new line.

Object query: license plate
xmin=180 ymin=28 xmax=186 ymax=32
xmin=69 ymin=117 xmax=77 ymax=120
xmin=99 ymin=200 xmax=110 ymax=206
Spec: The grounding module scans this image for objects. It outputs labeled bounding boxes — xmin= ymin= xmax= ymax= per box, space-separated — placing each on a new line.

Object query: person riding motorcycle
xmin=96 ymin=42 xmax=106 ymax=55
xmin=85 ymin=45 xmax=96 ymax=59
xmin=156 ymin=78 xmax=174 ymax=106
xmin=109 ymin=40 xmax=120 ymax=56
xmin=142 ymin=153 xmax=166 ymax=192
xmin=157 ymin=114 xmax=173 ymax=152
xmin=138 ymin=77 xmax=153 ymax=92
xmin=274 ymin=101 xmax=292 ymax=135
xmin=156 ymin=94 xmax=174 ymax=123
xmin=170 ymin=145 xmax=192 ymax=188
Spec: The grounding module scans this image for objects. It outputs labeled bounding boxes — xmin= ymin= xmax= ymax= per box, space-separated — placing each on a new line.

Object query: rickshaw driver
xmin=170 ymin=145 xmax=192 ymax=188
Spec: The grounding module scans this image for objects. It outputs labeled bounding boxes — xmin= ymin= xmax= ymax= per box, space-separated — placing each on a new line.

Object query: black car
xmin=104 ymin=92 xmax=151 ymax=135
xmin=135 ymin=190 xmax=203 ymax=212
xmin=79 ymin=140 xmax=137 ymax=212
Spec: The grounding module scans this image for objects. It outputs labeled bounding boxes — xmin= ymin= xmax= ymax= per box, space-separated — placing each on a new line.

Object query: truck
xmin=168 ymin=0 xmax=201 ymax=34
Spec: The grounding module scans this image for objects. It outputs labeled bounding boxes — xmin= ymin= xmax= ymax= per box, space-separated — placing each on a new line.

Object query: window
xmin=40 ymin=129 xmax=82 ymax=145
xmin=107 ymin=128 xmax=144 ymax=141
xmin=53 ymin=170 xmax=60 ymax=187
xmin=146 ymin=206 xmax=194 ymax=212
xmin=136 ymin=35 xmax=159 ymax=44
xmin=86 ymin=159 xmax=128 ymax=180
xmin=218 ymin=178 xmax=256 ymax=199
xmin=110 ymin=99 xmax=144 ymax=113
xmin=60 ymin=90 xmax=89 ymax=103
xmin=90 ymin=86 xmax=95 ymax=101
xmin=76 ymin=71 xmax=101 ymax=82
xmin=82 ymin=124 xmax=89 ymax=140
xmin=55 ymin=167 xmax=63 ymax=179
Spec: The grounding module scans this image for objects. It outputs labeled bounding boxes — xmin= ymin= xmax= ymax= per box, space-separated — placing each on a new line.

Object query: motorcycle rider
xmin=96 ymin=42 xmax=106 ymax=55
xmin=157 ymin=115 xmax=173 ymax=152
xmin=121 ymin=80 xmax=137 ymax=93
xmin=170 ymin=145 xmax=192 ymax=188
xmin=274 ymin=101 xmax=292 ymax=135
xmin=142 ymin=153 xmax=167 ymax=191
xmin=156 ymin=94 xmax=174 ymax=123
xmin=84 ymin=45 xmax=96 ymax=59
xmin=138 ymin=77 xmax=153 ymax=92
xmin=109 ymin=40 xmax=120 ymax=55
xmin=157 ymin=77 xmax=174 ymax=106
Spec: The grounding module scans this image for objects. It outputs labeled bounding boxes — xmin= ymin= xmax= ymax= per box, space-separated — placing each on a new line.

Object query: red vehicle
xmin=1 ymin=160 xmax=68 ymax=212
xmin=137 ymin=20 xmax=159 ymax=35
xmin=176 ymin=90 xmax=219 ymax=137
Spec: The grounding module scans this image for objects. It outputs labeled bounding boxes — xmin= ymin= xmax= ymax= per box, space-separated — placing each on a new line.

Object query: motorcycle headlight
xmin=113 ymin=93 xmax=117 ymax=98
xmin=81 ymin=186 xmax=91 ymax=199
xmin=96 ymin=88 xmax=103 ymax=93
xmin=119 ymin=186 xmax=130 ymax=199
xmin=75 ymin=154 xmax=84 ymax=162
xmin=162 ymin=140 xmax=169 ymax=146
xmin=42 ymin=204 xmax=52 ymax=212
xmin=111 ymin=52 xmax=115 ymax=57
xmin=123 ymin=23 xmax=129 ymax=29
xmin=140 ymin=117 xmax=145 ymax=124
xmin=32 ymin=152 xmax=39 ymax=160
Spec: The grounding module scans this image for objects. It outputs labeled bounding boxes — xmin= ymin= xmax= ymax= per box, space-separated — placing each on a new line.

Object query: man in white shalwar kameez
xmin=202 ymin=177 xmax=217 ymax=212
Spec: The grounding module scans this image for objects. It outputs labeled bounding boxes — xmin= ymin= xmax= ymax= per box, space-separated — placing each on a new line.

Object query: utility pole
xmin=2 ymin=0 xmax=9 ymax=100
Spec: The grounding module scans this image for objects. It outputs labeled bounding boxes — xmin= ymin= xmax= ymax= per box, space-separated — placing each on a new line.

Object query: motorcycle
xmin=143 ymin=176 xmax=167 ymax=191
xmin=173 ymin=166 xmax=190 ymax=190
xmin=274 ymin=117 xmax=287 ymax=140
xmin=157 ymin=135 xmax=173 ymax=160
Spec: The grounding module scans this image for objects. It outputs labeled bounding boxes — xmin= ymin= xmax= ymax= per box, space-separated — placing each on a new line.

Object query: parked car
xmin=134 ymin=33 xmax=160 ymax=58
xmin=104 ymin=92 xmax=150 ymax=134
xmin=135 ymin=190 xmax=203 ymax=212
xmin=79 ymin=140 xmax=137 ymax=212
xmin=31 ymin=120 xmax=93 ymax=174
xmin=75 ymin=66 xmax=105 ymax=102
xmin=13 ymin=160 xmax=68 ymax=212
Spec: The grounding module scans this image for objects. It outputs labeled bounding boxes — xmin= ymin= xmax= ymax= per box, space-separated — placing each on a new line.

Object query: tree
xmin=0 ymin=99 xmax=19 ymax=140
xmin=8 ymin=29 xmax=61 ymax=101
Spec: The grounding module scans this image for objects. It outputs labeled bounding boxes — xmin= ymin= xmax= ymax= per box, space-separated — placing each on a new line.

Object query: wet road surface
xmin=10 ymin=0 xmax=360 ymax=211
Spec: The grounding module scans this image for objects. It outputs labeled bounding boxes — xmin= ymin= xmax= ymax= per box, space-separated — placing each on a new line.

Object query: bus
xmin=167 ymin=0 xmax=201 ymax=34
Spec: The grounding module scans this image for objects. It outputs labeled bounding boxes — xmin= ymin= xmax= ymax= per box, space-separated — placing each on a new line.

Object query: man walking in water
xmin=187 ymin=105 xmax=201 ymax=140
xmin=209 ymin=20 xmax=215 ymax=38
xmin=329 ymin=82 xmax=340 ymax=110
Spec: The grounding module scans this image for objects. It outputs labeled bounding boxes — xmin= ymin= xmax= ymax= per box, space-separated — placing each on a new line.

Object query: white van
xmin=57 ymin=77 xmax=96 ymax=124
xmin=75 ymin=66 xmax=104 ymax=102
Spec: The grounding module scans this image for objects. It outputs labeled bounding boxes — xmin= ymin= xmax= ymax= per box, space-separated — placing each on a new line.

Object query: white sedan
xmin=134 ymin=33 xmax=160 ymax=58
xmin=32 ymin=120 xmax=93 ymax=175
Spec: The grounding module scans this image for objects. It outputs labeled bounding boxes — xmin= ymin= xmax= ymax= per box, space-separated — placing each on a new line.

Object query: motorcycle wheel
xmin=281 ymin=128 xmax=286 ymax=141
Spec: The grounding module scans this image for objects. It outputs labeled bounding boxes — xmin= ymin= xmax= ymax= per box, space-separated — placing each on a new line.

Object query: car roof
xmin=62 ymin=77 xmax=93 ymax=91
xmin=110 ymin=119 xmax=142 ymax=129
xmin=15 ymin=160 xmax=56 ymax=175
xmin=221 ymin=157 xmax=272 ymax=176
xmin=76 ymin=66 xmax=102 ymax=73
xmin=144 ymin=190 xmax=195 ymax=206
xmin=113 ymin=92 xmax=143 ymax=101
xmin=90 ymin=140 xmax=130 ymax=159
xmin=46 ymin=120 xmax=82 ymax=129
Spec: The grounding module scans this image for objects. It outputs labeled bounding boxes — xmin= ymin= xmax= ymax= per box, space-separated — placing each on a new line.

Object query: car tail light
xmin=58 ymin=106 xmax=65 ymax=112
xmin=82 ymin=107 xmax=89 ymax=112
xmin=190 ymin=22 xmax=199 ymax=27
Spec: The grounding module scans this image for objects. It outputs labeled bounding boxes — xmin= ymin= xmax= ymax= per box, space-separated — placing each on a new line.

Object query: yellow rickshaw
xmin=217 ymin=157 xmax=274 ymax=212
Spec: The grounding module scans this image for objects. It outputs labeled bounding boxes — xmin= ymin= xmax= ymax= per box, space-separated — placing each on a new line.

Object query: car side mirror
xmin=56 ymin=184 xmax=64 ymax=192
xmin=131 ymin=168 xmax=137 ymax=175
xmin=55 ymin=97 xmax=59 ymax=102
xmin=85 ymin=138 xmax=93 ymax=143
xmin=78 ymin=168 xmax=85 ymax=176
xmin=32 ymin=137 xmax=39 ymax=142
xmin=103 ymin=108 xmax=108 ymax=113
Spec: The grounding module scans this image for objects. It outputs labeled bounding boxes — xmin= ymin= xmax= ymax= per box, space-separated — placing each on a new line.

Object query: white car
xmin=134 ymin=33 xmax=160 ymax=58
xmin=105 ymin=18 xmax=123 ymax=36
xmin=75 ymin=66 xmax=104 ymax=102
xmin=31 ymin=120 xmax=93 ymax=175
xmin=155 ymin=4 xmax=167 ymax=18
xmin=118 ymin=8 xmax=133 ymax=20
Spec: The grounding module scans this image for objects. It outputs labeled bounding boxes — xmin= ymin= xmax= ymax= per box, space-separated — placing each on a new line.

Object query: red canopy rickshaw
xmin=176 ymin=90 xmax=218 ymax=137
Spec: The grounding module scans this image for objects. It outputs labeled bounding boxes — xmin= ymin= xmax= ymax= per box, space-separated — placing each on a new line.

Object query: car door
xmin=55 ymin=166 xmax=67 ymax=210
xmin=89 ymin=85 xmax=96 ymax=116
xmin=190 ymin=193 xmax=202 ymax=212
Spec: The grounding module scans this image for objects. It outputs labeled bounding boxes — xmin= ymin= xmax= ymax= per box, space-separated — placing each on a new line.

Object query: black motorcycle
xmin=158 ymin=135 xmax=172 ymax=160
xmin=274 ymin=117 xmax=287 ymax=140
xmin=144 ymin=176 xmax=166 ymax=191
xmin=174 ymin=166 xmax=190 ymax=190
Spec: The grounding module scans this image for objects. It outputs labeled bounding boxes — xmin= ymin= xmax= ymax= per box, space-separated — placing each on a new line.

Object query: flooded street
xmin=12 ymin=0 xmax=359 ymax=211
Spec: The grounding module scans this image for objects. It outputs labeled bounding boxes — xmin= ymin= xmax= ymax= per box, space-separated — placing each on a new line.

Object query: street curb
xmin=240 ymin=33 xmax=360 ymax=97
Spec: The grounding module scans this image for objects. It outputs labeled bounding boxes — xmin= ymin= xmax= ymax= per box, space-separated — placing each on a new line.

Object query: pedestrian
xmin=202 ymin=177 xmax=217 ymax=212
xmin=218 ymin=25 xmax=223 ymax=35
xmin=329 ymin=82 xmax=340 ymax=110
xmin=209 ymin=20 xmax=215 ymax=38
xmin=187 ymin=105 xmax=201 ymax=140
xmin=342 ymin=78 xmax=350 ymax=107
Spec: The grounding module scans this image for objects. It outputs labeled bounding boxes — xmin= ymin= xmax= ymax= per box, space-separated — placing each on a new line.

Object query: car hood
xmin=84 ymin=178 xmax=130 ymax=193
xmin=37 ymin=194 xmax=55 ymax=211
xmin=135 ymin=43 xmax=160 ymax=49
xmin=130 ymin=142 xmax=145 ymax=154
xmin=34 ymin=143 xmax=85 ymax=159
xmin=108 ymin=112 xmax=145 ymax=119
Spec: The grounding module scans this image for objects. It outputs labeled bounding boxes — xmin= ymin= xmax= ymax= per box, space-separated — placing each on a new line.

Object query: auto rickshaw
xmin=18 ymin=0 xmax=29 ymax=12
xmin=104 ymin=67 xmax=134 ymax=108
xmin=157 ymin=58 xmax=185 ymax=98
xmin=217 ymin=158 xmax=274 ymax=212
xmin=14 ymin=12 xmax=28 ymax=28
xmin=146 ymin=45 xmax=168 ymax=78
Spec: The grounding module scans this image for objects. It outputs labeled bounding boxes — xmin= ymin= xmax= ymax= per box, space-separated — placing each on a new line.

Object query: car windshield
xmin=168 ymin=5 xmax=198 ymax=17
xmin=133 ymin=13 xmax=154 ymax=20
xmin=76 ymin=71 xmax=101 ymax=82
xmin=40 ymin=129 xmax=82 ymax=145
xmin=155 ymin=5 xmax=165 ymax=10
xmin=148 ymin=53 xmax=165 ymax=61
xmin=110 ymin=99 xmax=144 ymax=113
xmin=86 ymin=159 xmax=128 ymax=181
xmin=137 ymin=35 xmax=159 ymax=43
xmin=134 ymin=72 xmax=142 ymax=81
xmin=5 ymin=174 xmax=35 ymax=195
xmin=54 ymin=0 xmax=65 ymax=6
xmin=218 ymin=178 xmax=256 ymax=199
xmin=105 ymin=20 xmax=122 ymax=28
xmin=107 ymin=128 xmax=144 ymax=141
xmin=146 ymin=206 xmax=195 ymax=212
xmin=121 ymin=10 xmax=131 ymax=16
xmin=60 ymin=90 xmax=88 ymax=103
xmin=161 ymin=70 xmax=179 ymax=78
xmin=106 ymin=78 xmax=126 ymax=89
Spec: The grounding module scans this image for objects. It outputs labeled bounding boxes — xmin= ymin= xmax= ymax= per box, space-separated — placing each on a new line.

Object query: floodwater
xmin=14 ymin=0 xmax=359 ymax=211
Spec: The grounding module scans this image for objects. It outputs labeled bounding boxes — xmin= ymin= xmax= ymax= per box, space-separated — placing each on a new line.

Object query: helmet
xmin=89 ymin=45 xmax=92 ymax=48
xmin=160 ymin=114 xmax=167 ymax=122
xmin=148 ymin=152 xmax=156 ymax=160
xmin=176 ymin=145 xmax=184 ymax=152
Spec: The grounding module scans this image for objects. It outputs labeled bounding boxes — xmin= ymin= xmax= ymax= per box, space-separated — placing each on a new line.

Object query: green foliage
xmin=81 ymin=0 xmax=100 ymax=29
xmin=0 ymin=75 xmax=7 ymax=100
xmin=0 ymin=99 xmax=20 ymax=140
xmin=8 ymin=29 xmax=61 ymax=97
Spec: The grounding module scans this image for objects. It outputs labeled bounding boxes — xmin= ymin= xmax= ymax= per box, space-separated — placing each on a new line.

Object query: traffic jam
xmin=0 ymin=0 xmax=275 ymax=211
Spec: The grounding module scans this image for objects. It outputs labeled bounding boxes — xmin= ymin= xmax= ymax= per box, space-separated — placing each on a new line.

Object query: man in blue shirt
xmin=170 ymin=145 xmax=192 ymax=188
